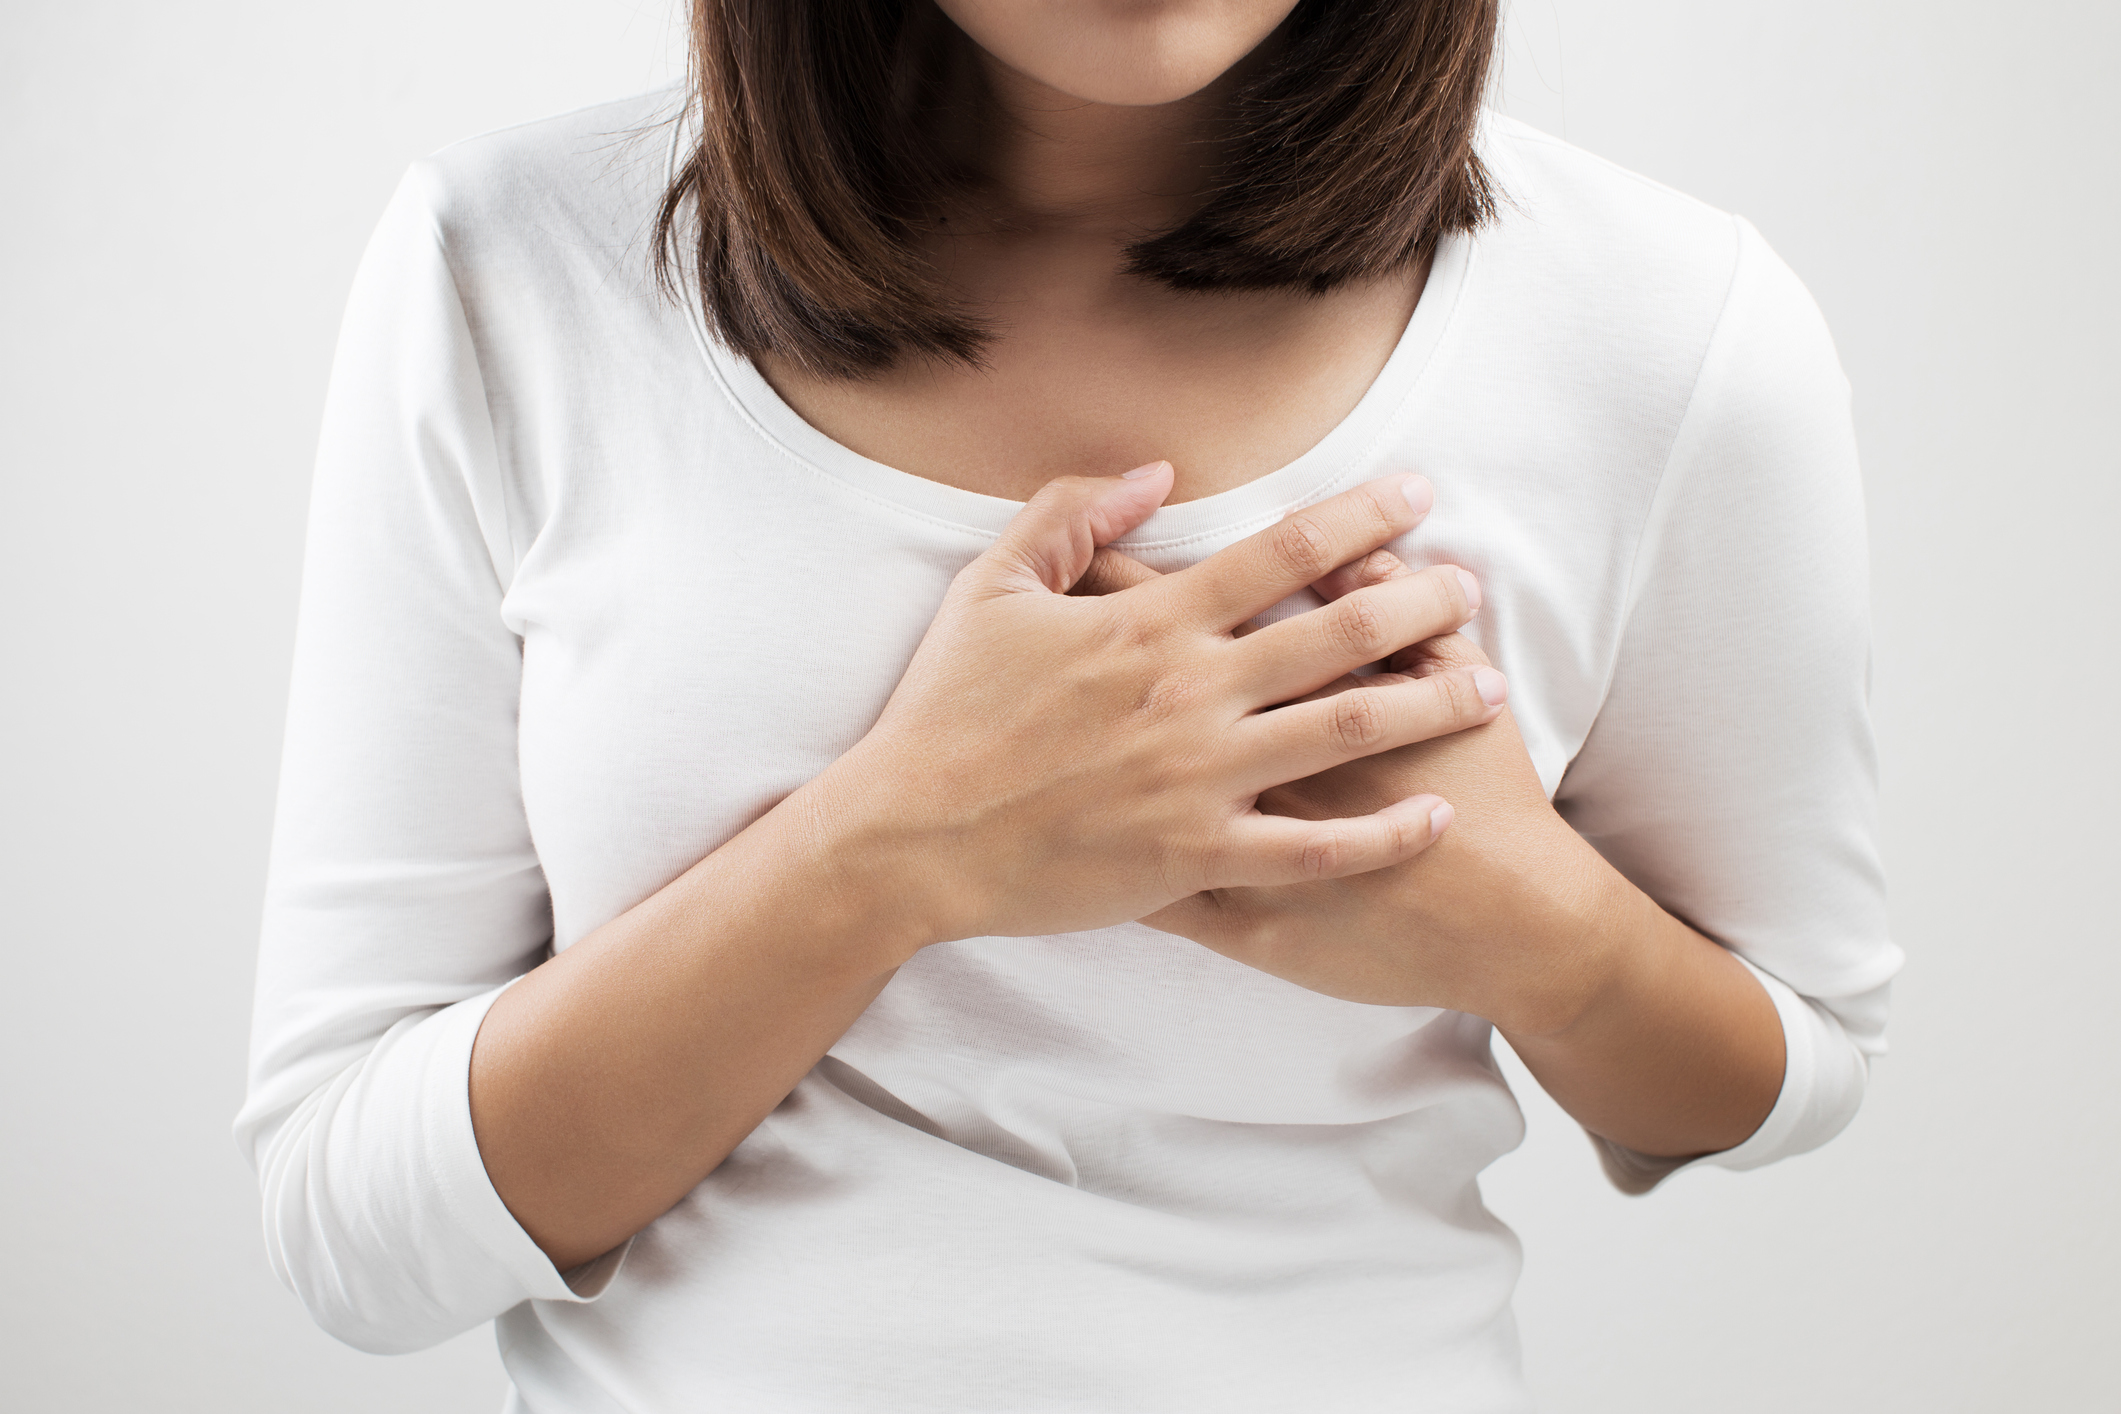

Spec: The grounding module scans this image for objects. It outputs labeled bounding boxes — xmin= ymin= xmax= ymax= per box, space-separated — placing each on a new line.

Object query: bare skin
xmin=470 ymin=1 xmax=1786 ymax=1272
xmin=1079 ymin=546 xmax=1786 ymax=1157
xmin=757 ymin=31 xmax=1426 ymax=504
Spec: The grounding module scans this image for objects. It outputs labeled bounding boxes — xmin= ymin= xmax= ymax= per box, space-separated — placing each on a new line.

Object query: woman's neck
xmin=755 ymin=24 xmax=1423 ymax=507
xmin=950 ymin=47 xmax=1259 ymax=239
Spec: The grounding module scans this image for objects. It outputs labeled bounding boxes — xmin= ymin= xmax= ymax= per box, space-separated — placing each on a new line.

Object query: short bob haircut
xmin=655 ymin=0 xmax=1500 ymax=379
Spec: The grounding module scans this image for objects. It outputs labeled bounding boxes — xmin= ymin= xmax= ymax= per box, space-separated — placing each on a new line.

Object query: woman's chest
xmin=500 ymin=440 xmax=1647 ymax=954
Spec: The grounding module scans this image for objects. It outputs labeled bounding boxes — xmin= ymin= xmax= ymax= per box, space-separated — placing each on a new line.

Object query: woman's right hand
xmin=792 ymin=461 xmax=1506 ymax=953
xmin=471 ymin=460 xmax=1502 ymax=1270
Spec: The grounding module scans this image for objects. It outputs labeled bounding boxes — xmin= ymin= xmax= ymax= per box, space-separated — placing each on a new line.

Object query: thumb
xmin=1069 ymin=546 xmax=1164 ymax=597
xmin=969 ymin=461 xmax=1173 ymax=595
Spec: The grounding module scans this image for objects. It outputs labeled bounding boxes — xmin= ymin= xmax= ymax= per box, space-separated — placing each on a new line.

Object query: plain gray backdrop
xmin=2 ymin=2 xmax=2114 ymax=1409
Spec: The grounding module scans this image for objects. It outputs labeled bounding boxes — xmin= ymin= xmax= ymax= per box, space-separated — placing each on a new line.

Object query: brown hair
xmin=654 ymin=0 xmax=1500 ymax=379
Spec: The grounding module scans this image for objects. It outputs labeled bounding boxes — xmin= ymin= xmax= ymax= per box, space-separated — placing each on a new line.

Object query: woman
xmin=238 ymin=0 xmax=1899 ymax=1408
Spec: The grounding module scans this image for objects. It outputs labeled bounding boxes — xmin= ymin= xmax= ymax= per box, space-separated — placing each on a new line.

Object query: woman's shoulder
xmin=387 ymin=85 xmax=686 ymax=277
xmin=1472 ymin=113 xmax=1831 ymax=398
xmin=1477 ymin=112 xmax=1749 ymax=284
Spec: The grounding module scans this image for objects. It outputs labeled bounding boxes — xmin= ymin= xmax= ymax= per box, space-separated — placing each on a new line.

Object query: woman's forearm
xmin=468 ymin=788 xmax=926 ymax=1272
xmin=1498 ymin=859 xmax=1786 ymax=1160
xmin=467 ymin=472 xmax=1468 ymax=1272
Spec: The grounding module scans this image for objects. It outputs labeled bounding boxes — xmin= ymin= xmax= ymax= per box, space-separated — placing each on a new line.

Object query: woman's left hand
xmin=1081 ymin=533 xmax=1788 ymax=1159
xmin=1079 ymin=544 xmax=1627 ymax=1036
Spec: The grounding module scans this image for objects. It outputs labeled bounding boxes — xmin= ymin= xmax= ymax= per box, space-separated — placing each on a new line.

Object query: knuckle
xmin=1328 ymin=690 xmax=1387 ymax=750
xmin=1270 ymin=513 xmax=1335 ymax=582
xmin=1298 ymin=828 xmax=1345 ymax=880
xmin=1133 ymin=669 xmax=1203 ymax=723
xmin=1326 ymin=594 xmax=1391 ymax=660
xmin=1358 ymin=550 xmax=1405 ymax=587
xmin=1431 ymin=670 xmax=1476 ymax=721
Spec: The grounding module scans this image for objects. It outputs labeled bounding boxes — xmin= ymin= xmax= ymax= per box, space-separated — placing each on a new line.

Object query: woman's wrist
xmin=1459 ymin=817 xmax=1642 ymax=1040
xmin=1500 ymin=896 xmax=1786 ymax=1157
xmin=1479 ymin=830 xmax=1785 ymax=1157
xmin=766 ymin=763 xmax=965 ymax=969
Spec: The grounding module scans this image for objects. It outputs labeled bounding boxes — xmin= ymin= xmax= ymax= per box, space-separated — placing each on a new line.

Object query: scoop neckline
xmin=683 ymin=228 xmax=1472 ymax=552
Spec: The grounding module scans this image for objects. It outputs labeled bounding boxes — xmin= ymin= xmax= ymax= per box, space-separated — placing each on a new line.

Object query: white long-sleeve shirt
xmin=236 ymin=89 xmax=1901 ymax=1412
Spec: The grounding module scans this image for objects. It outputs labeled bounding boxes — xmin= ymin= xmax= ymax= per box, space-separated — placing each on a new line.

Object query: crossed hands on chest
xmin=478 ymin=462 xmax=1786 ymax=1268
xmin=1071 ymin=523 xmax=1621 ymax=1035
xmin=820 ymin=460 xmax=1636 ymax=1037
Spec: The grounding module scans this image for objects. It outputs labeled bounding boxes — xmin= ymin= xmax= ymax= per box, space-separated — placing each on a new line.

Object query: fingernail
xmin=1473 ymin=667 xmax=1508 ymax=707
xmin=1122 ymin=461 xmax=1170 ymax=480
xmin=1402 ymin=475 xmax=1434 ymax=516
xmin=1454 ymin=568 xmax=1482 ymax=616
xmin=1428 ymin=801 xmax=1455 ymax=837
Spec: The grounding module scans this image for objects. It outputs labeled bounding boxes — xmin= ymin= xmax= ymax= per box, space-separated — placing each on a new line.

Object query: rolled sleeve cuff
xmin=423 ymin=982 xmax=632 ymax=1302
xmin=1589 ymin=955 xmax=1870 ymax=1195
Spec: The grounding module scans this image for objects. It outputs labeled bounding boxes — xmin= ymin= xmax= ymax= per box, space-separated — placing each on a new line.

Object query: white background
xmin=2 ymin=2 xmax=2114 ymax=1409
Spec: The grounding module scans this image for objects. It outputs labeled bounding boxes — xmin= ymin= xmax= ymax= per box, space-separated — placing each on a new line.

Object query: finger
xmin=1314 ymin=551 xmax=1489 ymax=674
xmin=1070 ymin=549 xmax=1266 ymax=639
xmin=1309 ymin=547 xmax=1415 ymax=602
xmin=1280 ymin=669 xmax=1415 ymax=709
xmin=1229 ymin=563 xmax=1481 ymax=705
xmin=1069 ymin=530 xmax=1413 ymax=623
xmin=1323 ymin=555 xmax=1476 ymax=614
xmin=1232 ymin=664 xmax=1508 ymax=789
xmin=1209 ymin=794 xmax=1455 ymax=888
xmin=1069 ymin=546 xmax=1164 ymax=597
xmin=1388 ymin=629 xmax=1493 ymax=677
xmin=965 ymin=462 xmax=1173 ymax=596
xmin=1171 ymin=475 xmax=1433 ymax=629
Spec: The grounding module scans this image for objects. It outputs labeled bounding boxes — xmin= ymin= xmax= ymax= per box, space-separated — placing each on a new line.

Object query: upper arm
xmin=232 ymin=165 xmax=576 ymax=1346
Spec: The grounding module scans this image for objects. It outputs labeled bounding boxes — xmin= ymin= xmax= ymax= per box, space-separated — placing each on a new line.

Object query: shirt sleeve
xmin=1551 ymin=215 xmax=1904 ymax=1194
xmin=232 ymin=163 xmax=622 ymax=1353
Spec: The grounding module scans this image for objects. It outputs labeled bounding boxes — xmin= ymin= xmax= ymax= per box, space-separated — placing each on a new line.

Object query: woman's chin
xmin=938 ymin=0 xmax=1297 ymax=108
